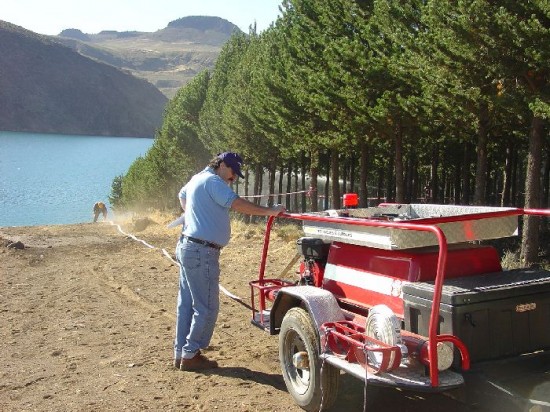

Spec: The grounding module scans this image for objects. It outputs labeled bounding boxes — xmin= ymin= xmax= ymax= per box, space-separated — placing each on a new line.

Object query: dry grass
xmin=501 ymin=250 xmax=524 ymax=270
xmin=112 ymin=209 xmax=303 ymax=247
xmin=500 ymin=248 xmax=550 ymax=271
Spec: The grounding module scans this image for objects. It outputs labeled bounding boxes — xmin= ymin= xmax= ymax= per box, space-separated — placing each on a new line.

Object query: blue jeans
xmin=174 ymin=238 xmax=220 ymax=360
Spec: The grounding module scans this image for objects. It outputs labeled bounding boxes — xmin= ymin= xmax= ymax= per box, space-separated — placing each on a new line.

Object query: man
xmin=174 ymin=152 xmax=285 ymax=371
xmin=93 ymin=201 xmax=108 ymax=222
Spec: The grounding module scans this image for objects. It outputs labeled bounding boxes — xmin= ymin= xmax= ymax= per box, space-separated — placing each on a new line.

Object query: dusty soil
xmin=0 ymin=215 xmax=538 ymax=412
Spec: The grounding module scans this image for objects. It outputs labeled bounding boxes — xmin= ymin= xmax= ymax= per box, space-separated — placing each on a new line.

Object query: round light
xmin=436 ymin=342 xmax=454 ymax=371
xmin=365 ymin=305 xmax=403 ymax=369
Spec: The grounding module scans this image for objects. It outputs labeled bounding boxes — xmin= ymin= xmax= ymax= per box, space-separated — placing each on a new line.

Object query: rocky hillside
xmin=56 ymin=16 xmax=241 ymax=98
xmin=0 ymin=16 xmax=240 ymax=136
xmin=0 ymin=21 xmax=168 ymax=138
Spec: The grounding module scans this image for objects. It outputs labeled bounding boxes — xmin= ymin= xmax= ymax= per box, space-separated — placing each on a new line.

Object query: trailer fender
xmin=269 ymin=285 xmax=345 ymax=336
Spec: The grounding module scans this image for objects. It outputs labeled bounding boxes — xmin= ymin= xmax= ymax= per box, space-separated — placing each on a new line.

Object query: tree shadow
xmin=198 ymin=367 xmax=504 ymax=411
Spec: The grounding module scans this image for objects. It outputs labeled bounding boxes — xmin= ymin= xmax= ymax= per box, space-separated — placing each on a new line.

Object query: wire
xmin=239 ymin=188 xmax=312 ymax=199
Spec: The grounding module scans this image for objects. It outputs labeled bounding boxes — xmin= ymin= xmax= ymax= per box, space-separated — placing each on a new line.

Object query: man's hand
xmin=270 ymin=204 xmax=286 ymax=216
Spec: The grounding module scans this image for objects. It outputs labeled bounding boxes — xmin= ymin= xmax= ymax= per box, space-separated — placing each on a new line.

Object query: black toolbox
xmin=403 ymin=269 xmax=550 ymax=363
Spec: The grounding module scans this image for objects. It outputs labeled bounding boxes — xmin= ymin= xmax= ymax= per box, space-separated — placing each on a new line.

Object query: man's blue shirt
xmin=179 ymin=167 xmax=238 ymax=247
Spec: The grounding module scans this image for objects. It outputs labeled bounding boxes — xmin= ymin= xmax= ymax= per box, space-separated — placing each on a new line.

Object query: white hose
xmin=108 ymin=221 xmax=243 ymax=301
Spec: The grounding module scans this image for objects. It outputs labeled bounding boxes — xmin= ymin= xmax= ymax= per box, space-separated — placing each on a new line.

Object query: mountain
xmin=56 ymin=16 xmax=241 ymax=98
xmin=0 ymin=21 xmax=168 ymax=138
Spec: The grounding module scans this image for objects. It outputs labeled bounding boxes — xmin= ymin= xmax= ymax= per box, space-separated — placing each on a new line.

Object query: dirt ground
xmin=0 ymin=215 xmax=544 ymax=412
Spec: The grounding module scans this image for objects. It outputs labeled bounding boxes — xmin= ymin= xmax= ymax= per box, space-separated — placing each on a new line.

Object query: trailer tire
xmin=279 ymin=307 xmax=339 ymax=411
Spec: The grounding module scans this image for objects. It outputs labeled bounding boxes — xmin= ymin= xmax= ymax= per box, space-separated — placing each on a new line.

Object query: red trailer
xmin=249 ymin=202 xmax=550 ymax=411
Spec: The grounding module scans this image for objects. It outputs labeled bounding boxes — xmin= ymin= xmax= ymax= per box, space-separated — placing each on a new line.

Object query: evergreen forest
xmin=110 ymin=0 xmax=549 ymax=264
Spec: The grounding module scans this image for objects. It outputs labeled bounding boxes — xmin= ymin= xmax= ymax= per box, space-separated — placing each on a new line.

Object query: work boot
xmin=180 ymin=353 xmax=218 ymax=371
xmin=174 ymin=350 xmax=201 ymax=369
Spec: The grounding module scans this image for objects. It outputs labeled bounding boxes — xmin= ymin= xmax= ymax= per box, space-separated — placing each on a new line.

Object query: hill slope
xmin=56 ymin=16 xmax=241 ymax=98
xmin=0 ymin=21 xmax=168 ymax=137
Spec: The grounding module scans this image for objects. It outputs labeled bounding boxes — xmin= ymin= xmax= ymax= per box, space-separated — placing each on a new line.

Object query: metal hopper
xmin=302 ymin=204 xmax=520 ymax=250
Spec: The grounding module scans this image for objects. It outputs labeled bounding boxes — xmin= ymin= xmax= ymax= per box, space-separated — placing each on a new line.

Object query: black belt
xmin=180 ymin=235 xmax=222 ymax=250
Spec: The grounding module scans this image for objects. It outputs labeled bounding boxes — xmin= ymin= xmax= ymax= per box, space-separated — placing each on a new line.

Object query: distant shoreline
xmin=0 ymin=130 xmax=154 ymax=139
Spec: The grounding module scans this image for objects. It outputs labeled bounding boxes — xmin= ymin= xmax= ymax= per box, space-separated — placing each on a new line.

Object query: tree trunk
xmin=511 ymin=147 xmax=519 ymax=206
xmin=268 ymin=163 xmax=276 ymax=207
xmin=430 ymin=143 xmax=439 ymax=203
xmin=349 ymin=153 xmax=356 ymax=195
xmin=405 ymin=151 xmax=414 ymax=203
xmin=252 ymin=164 xmax=263 ymax=223
xmin=543 ymin=143 xmax=549 ymax=209
xmin=301 ymin=153 xmax=307 ymax=212
xmin=359 ymin=140 xmax=369 ymax=207
xmin=310 ymin=150 xmax=319 ymax=212
xmin=474 ymin=102 xmax=490 ymax=205
xmin=324 ymin=154 xmax=330 ymax=210
xmin=255 ymin=164 xmax=263 ymax=206
xmin=521 ymin=116 xmax=543 ymax=266
xmin=442 ymin=149 xmax=450 ymax=203
xmin=293 ymin=171 xmax=299 ymax=211
xmin=342 ymin=157 xmax=349 ymax=193
xmin=461 ymin=142 xmax=472 ymax=205
xmin=244 ymin=169 xmax=251 ymax=224
xmin=543 ymin=143 xmax=550 ymax=234
xmin=277 ymin=164 xmax=284 ymax=205
xmin=394 ymin=123 xmax=405 ymax=203
xmin=386 ymin=143 xmax=394 ymax=202
xmin=501 ymin=139 xmax=513 ymax=206
xmin=234 ymin=175 xmax=239 ymax=197
xmin=331 ymin=149 xmax=341 ymax=209
xmin=286 ymin=162 xmax=293 ymax=211
xmin=485 ymin=156 xmax=497 ymax=206
xmin=412 ymin=156 xmax=420 ymax=202
xmin=453 ymin=153 xmax=461 ymax=204
xmin=377 ymin=166 xmax=384 ymax=202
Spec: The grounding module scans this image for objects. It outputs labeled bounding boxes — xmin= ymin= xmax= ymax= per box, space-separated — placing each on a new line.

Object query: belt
xmin=180 ymin=235 xmax=222 ymax=250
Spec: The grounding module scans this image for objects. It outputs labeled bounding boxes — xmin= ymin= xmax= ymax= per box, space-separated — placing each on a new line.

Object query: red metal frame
xmin=254 ymin=208 xmax=550 ymax=387
xmin=249 ymin=278 xmax=294 ymax=325
xmin=320 ymin=321 xmax=402 ymax=373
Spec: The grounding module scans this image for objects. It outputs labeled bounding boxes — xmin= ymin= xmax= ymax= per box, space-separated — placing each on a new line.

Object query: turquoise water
xmin=0 ymin=131 xmax=154 ymax=227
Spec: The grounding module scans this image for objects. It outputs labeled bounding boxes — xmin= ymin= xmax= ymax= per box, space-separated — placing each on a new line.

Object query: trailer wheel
xmin=279 ymin=307 xmax=339 ymax=411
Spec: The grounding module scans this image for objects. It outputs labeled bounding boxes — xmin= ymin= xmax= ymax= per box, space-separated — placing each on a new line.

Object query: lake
xmin=0 ymin=131 xmax=154 ymax=227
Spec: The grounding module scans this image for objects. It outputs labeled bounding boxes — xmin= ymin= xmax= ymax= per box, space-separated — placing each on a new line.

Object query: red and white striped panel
xmin=322 ymin=263 xmax=409 ymax=317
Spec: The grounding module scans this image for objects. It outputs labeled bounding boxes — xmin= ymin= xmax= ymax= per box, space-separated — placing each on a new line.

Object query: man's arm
xmin=231 ymin=197 xmax=285 ymax=216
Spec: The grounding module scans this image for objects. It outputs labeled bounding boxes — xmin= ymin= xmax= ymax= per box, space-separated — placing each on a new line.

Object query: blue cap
xmin=217 ymin=152 xmax=244 ymax=178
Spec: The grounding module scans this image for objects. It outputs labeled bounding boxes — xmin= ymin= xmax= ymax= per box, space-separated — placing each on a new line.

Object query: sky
xmin=2 ymin=0 xmax=282 ymax=35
